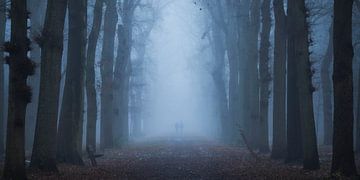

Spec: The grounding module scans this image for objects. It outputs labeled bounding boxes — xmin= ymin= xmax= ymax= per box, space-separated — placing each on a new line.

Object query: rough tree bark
xmin=331 ymin=0 xmax=357 ymax=176
xmin=226 ymin=26 xmax=240 ymax=144
xmin=272 ymin=0 xmax=287 ymax=159
xmin=289 ymin=0 xmax=319 ymax=170
xmin=30 ymin=0 xmax=68 ymax=172
xmin=113 ymin=25 xmax=130 ymax=145
xmin=113 ymin=0 xmax=139 ymax=145
xmin=210 ymin=22 xmax=228 ymax=140
xmin=3 ymin=0 xmax=33 ymax=178
xmin=356 ymin=65 xmax=360 ymax=153
xmin=86 ymin=0 xmax=103 ymax=151
xmin=207 ymin=0 xmax=233 ymax=144
xmin=25 ymin=0 xmax=46 ymax=151
xmin=236 ymin=0 xmax=252 ymax=146
xmin=284 ymin=0 xmax=303 ymax=162
xmin=57 ymin=0 xmax=87 ymax=165
xmin=246 ymin=0 xmax=261 ymax=149
xmin=258 ymin=0 xmax=271 ymax=153
xmin=357 ymin=0 xmax=360 ymax=155
xmin=0 ymin=0 xmax=6 ymax=158
xmin=321 ymin=23 xmax=333 ymax=146
xmin=100 ymin=0 xmax=118 ymax=149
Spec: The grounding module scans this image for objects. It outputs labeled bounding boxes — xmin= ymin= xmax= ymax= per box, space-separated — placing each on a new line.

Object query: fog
xmin=2 ymin=0 xmax=360 ymax=178
xmin=141 ymin=0 xmax=219 ymax=138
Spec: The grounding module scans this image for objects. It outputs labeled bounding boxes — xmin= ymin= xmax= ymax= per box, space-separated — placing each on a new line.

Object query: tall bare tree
xmin=25 ymin=0 xmax=46 ymax=150
xmin=3 ymin=0 xmax=34 ymax=178
xmin=30 ymin=0 xmax=68 ymax=172
xmin=321 ymin=23 xmax=333 ymax=146
xmin=113 ymin=0 xmax=141 ymax=145
xmin=246 ymin=0 xmax=261 ymax=149
xmin=100 ymin=0 xmax=118 ymax=149
xmin=0 ymin=0 xmax=6 ymax=158
xmin=57 ymin=0 xmax=87 ymax=165
xmin=258 ymin=0 xmax=271 ymax=153
xmin=272 ymin=0 xmax=287 ymax=159
xmin=331 ymin=0 xmax=357 ymax=176
xmin=285 ymin=0 xmax=303 ymax=163
xmin=288 ymin=0 xmax=319 ymax=170
xmin=210 ymin=21 xmax=228 ymax=141
xmin=86 ymin=0 xmax=103 ymax=152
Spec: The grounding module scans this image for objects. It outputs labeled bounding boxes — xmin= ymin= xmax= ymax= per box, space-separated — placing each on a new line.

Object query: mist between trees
xmin=0 ymin=0 xmax=359 ymax=179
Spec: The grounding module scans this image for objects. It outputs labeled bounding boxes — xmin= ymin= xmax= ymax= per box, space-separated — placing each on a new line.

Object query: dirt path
xmin=27 ymin=137 xmax=353 ymax=179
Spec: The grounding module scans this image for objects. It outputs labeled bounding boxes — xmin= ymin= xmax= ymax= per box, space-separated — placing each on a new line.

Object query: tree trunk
xmin=332 ymin=0 xmax=357 ymax=176
xmin=321 ymin=23 xmax=333 ymax=146
xmin=113 ymin=25 xmax=130 ymax=145
xmin=284 ymin=0 xmax=303 ymax=162
xmin=211 ymin=22 xmax=228 ymax=140
xmin=289 ymin=0 xmax=319 ymax=170
xmin=86 ymin=0 xmax=103 ymax=152
xmin=130 ymin=49 xmax=145 ymax=138
xmin=25 ymin=0 xmax=46 ymax=151
xmin=246 ymin=0 xmax=261 ymax=149
xmin=57 ymin=0 xmax=87 ymax=165
xmin=0 ymin=0 xmax=6 ymax=159
xmin=357 ymin=61 xmax=360 ymax=153
xmin=3 ymin=0 xmax=32 ymax=178
xmin=354 ymin=0 xmax=360 ymax=155
xmin=272 ymin=0 xmax=287 ymax=159
xmin=236 ymin=0 xmax=251 ymax=146
xmin=114 ymin=2 xmax=137 ymax=145
xmin=258 ymin=0 xmax=271 ymax=153
xmin=30 ymin=0 xmax=68 ymax=172
xmin=226 ymin=0 xmax=249 ymax=145
xmin=100 ymin=0 xmax=117 ymax=149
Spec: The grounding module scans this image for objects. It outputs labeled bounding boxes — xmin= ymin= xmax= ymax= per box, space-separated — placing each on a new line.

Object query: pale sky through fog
xmin=144 ymin=0 xmax=219 ymax=138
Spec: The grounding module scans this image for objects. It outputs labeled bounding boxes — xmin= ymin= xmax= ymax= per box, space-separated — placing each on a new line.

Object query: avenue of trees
xmin=0 ymin=0 xmax=359 ymax=179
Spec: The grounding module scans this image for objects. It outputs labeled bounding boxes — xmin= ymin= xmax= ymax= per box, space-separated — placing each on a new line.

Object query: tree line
xmin=0 ymin=0 xmax=162 ymax=179
xmin=0 ymin=0 xmax=358 ymax=179
xmin=197 ymin=0 xmax=359 ymax=177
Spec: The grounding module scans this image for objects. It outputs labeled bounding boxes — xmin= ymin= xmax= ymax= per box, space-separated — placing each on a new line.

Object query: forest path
xmin=29 ymin=137 xmax=330 ymax=179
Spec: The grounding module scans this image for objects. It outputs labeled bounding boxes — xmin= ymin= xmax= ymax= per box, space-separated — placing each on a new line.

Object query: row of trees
xmin=0 ymin=0 xmax=359 ymax=178
xmin=199 ymin=0 xmax=358 ymax=177
xmin=0 ymin=0 xmax=164 ymax=179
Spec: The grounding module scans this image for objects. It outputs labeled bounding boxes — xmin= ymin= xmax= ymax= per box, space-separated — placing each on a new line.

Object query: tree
xmin=272 ymin=0 xmax=287 ymax=159
xmin=236 ymin=0 xmax=251 ymax=145
xmin=86 ymin=0 xmax=103 ymax=152
xmin=128 ymin=0 xmax=156 ymax=138
xmin=285 ymin=0 xmax=303 ymax=162
xmin=3 ymin=0 xmax=34 ymax=178
xmin=0 ymin=0 xmax=6 ymax=158
xmin=230 ymin=0 xmax=250 ymax=145
xmin=288 ymin=0 xmax=319 ymax=170
xmin=246 ymin=0 xmax=260 ymax=149
xmin=210 ymin=21 xmax=228 ymax=141
xmin=30 ymin=0 xmax=68 ymax=172
xmin=321 ymin=23 xmax=333 ymax=146
xmin=258 ymin=0 xmax=271 ymax=153
xmin=25 ymin=0 xmax=46 ymax=151
xmin=200 ymin=0 xmax=234 ymax=142
xmin=354 ymin=0 xmax=360 ymax=154
xmin=113 ymin=25 xmax=130 ymax=145
xmin=100 ymin=0 xmax=118 ymax=149
xmin=113 ymin=0 xmax=141 ymax=145
xmin=57 ymin=0 xmax=87 ymax=165
xmin=331 ymin=0 xmax=357 ymax=176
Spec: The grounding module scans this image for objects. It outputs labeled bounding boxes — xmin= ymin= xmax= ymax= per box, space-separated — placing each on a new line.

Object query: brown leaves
xmin=12 ymin=139 xmax=360 ymax=179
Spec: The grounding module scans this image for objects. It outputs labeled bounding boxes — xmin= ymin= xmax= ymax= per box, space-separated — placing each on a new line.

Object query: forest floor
xmin=2 ymin=137 xmax=360 ymax=179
